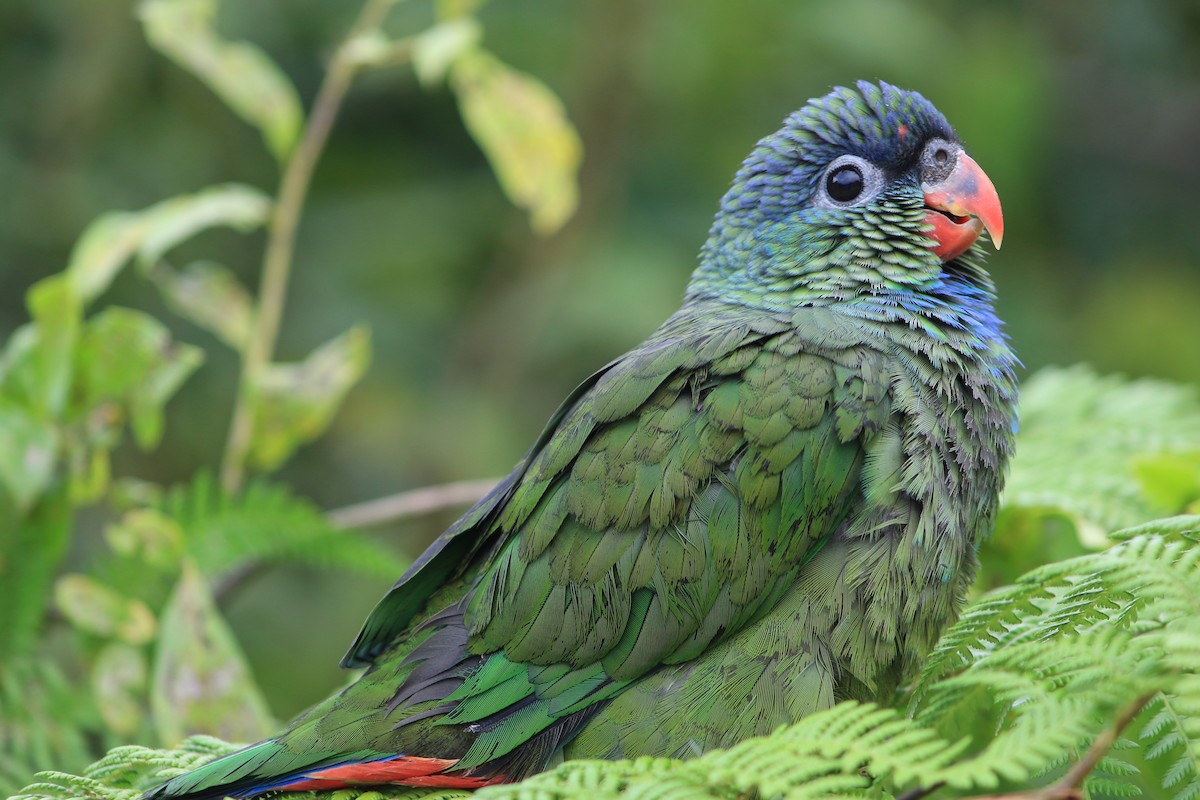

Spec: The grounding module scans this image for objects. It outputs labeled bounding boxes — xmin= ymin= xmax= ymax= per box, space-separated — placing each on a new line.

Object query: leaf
xmin=412 ymin=18 xmax=482 ymax=87
xmin=65 ymin=211 xmax=147 ymax=304
xmin=0 ymin=658 xmax=97 ymax=796
xmin=138 ymin=0 xmax=303 ymax=161
xmin=1134 ymin=452 xmax=1200 ymax=514
xmin=66 ymin=444 xmax=111 ymax=506
xmin=451 ymin=48 xmax=581 ymax=234
xmin=0 ymin=399 xmax=59 ymax=513
xmin=92 ymin=643 xmax=148 ymax=738
xmin=65 ymin=184 xmax=271 ymax=304
xmin=54 ymin=574 xmax=157 ymax=644
xmin=1004 ymin=366 xmax=1200 ymax=536
xmin=158 ymin=472 xmax=407 ymax=579
xmin=151 ymin=563 xmax=275 ymax=745
xmin=77 ymin=307 xmax=204 ymax=449
xmin=25 ymin=275 xmax=83 ymax=417
xmin=135 ymin=186 xmax=271 ymax=269
xmin=0 ymin=323 xmax=38 ymax=400
xmin=0 ymin=489 xmax=71 ymax=657
xmin=105 ymin=508 xmax=186 ymax=571
xmin=248 ymin=326 xmax=371 ymax=470
xmin=151 ymin=261 xmax=256 ymax=350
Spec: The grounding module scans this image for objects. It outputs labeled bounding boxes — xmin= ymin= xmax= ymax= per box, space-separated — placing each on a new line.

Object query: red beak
xmin=921 ymin=151 xmax=1004 ymax=263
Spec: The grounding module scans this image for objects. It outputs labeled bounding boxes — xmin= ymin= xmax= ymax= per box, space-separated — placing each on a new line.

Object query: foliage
xmin=2 ymin=2 xmax=1198 ymax=800
xmin=0 ymin=0 xmax=581 ymax=795
xmin=11 ymin=517 xmax=1200 ymax=800
xmin=1001 ymin=366 xmax=1200 ymax=539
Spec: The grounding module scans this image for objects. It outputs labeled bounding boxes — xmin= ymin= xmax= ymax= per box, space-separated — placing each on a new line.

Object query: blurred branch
xmin=213 ymin=476 xmax=496 ymax=602
xmin=220 ymin=0 xmax=404 ymax=493
xmin=327 ymin=477 xmax=497 ymax=529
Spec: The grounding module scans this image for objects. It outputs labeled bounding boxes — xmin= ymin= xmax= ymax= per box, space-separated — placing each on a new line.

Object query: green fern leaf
xmin=1004 ymin=366 xmax=1200 ymax=535
xmin=157 ymin=472 xmax=406 ymax=578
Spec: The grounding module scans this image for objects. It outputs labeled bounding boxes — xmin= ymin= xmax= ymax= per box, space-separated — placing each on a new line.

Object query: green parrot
xmin=146 ymin=80 xmax=1017 ymax=799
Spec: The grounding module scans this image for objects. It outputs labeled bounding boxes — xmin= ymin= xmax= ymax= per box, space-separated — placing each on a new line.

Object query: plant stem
xmin=220 ymin=0 xmax=401 ymax=493
xmin=327 ymin=477 xmax=497 ymax=528
xmin=1055 ymin=691 xmax=1156 ymax=791
xmin=958 ymin=692 xmax=1157 ymax=800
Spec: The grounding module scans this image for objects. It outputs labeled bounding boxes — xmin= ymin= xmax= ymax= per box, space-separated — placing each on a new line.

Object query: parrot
xmin=146 ymin=80 xmax=1018 ymax=799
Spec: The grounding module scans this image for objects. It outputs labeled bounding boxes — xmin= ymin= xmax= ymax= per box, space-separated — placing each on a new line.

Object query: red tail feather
xmin=275 ymin=757 xmax=507 ymax=791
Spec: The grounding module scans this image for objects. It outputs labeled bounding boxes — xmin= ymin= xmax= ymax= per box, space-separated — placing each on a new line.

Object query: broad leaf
xmin=77 ymin=308 xmax=204 ymax=449
xmin=25 ymin=275 xmax=82 ymax=417
xmin=150 ymin=261 xmax=255 ymax=350
xmin=136 ymin=185 xmax=271 ymax=269
xmin=452 ymin=48 xmax=581 ymax=234
xmin=65 ymin=211 xmax=146 ymax=304
xmin=105 ymin=508 xmax=186 ymax=571
xmin=412 ymin=18 xmax=482 ymax=87
xmin=248 ymin=325 xmax=370 ymax=470
xmin=66 ymin=184 xmax=271 ymax=304
xmin=92 ymin=643 xmax=148 ymax=738
xmin=66 ymin=443 xmax=111 ymax=506
xmin=54 ymin=574 xmax=157 ymax=644
xmin=0 ymin=399 xmax=59 ymax=513
xmin=151 ymin=563 xmax=275 ymax=745
xmin=139 ymin=0 xmax=302 ymax=161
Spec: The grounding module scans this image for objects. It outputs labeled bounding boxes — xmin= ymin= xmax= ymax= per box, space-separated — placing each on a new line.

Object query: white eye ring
xmin=816 ymin=155 xmax=884 ymax=208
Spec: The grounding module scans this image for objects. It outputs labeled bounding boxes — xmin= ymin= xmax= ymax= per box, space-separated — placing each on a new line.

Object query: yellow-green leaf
xmin=412 ymin=18 xmax=482 ymax=87
xmin=452 ymin=48 xmax=581 ymax=234
xmin=106 ymin=508 xmax=186 ymax=571
xmin=136 ymin=185 xmax=271 ymax=269
xmin=151 ymin=562 xmax=275 ymax=745
xmin=65 ymin=211 xmax=147 ymax=304
xmin=248 ymin=326 xmax=371 ymax=470
xmin=92 ymin=643 xmax=148 ymax=738
xmin=139 ymin=0 xmax=302 ymax=161
xmin=1134 ymin=452 xmax=1200 ymax=514
xmin=67 ymin=443 xmax=111 ymax=506
xmin=26 ymin=274 xmax=82 ymax=417
xmin=54 ymin=574 xmax=157 ymax=644
xmin=151 ymin=261 xmax=255 ymax=351
xmin=0 ymin=399 xmax=60 ymax=513
xmin=66 ymin=184 xmax=271 ymax=304
xmin=78 ymin=308 xmax=204 ymax=450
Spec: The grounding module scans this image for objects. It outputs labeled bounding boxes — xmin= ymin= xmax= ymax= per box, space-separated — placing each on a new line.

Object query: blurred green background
xmin=2 ymin=0 xmax=1198 ymax=719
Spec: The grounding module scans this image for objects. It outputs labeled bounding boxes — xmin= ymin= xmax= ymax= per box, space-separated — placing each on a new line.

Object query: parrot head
xmin=691 ymin=80 xmax=1003 ymax=305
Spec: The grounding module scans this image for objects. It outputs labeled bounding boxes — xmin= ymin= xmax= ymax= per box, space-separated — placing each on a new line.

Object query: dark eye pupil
xmin=826 ymin=165 xmax=864 ymax=202
xmin=934 ymin=148 xmax=949 ymax=165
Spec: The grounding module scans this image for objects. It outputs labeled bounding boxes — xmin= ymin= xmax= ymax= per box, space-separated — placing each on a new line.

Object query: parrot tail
xmin=142 ymin=741 xmax=507 ymax=800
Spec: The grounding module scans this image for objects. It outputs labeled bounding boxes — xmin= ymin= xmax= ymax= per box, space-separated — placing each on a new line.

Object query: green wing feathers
xmin=331 ymin=303 xmax=894 ymax=774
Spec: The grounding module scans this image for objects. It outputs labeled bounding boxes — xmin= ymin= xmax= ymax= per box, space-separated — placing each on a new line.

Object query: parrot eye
xmin=818 ymin=155 xmax=882 ymax=208
xmin=826 ymin=165 xmax=864 ymax=202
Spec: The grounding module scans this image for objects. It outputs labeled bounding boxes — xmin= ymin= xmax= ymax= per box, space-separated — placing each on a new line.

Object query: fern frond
xmin=1005 ymin=366 xmax=1200 ymax=533
xmin=14 ymin=519 xmax=1200 ymax=800
xmin=0 ymin=659 xmax=103 ymax=797
xmin=157 ymin=472 xmax=406 ymax=578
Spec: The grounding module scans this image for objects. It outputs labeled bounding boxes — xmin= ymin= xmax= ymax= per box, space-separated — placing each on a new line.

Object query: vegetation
xmin=2 ymin=2 xmax=1199 ymax=800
